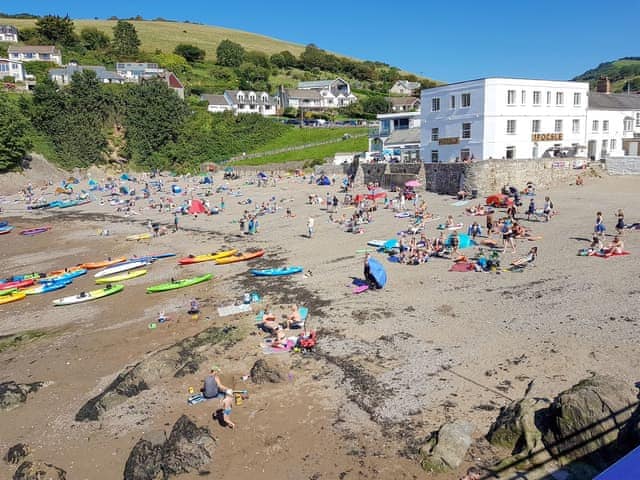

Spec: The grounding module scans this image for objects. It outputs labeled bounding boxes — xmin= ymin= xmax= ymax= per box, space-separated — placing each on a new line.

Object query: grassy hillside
xmin=573 ymin=57 xmax=640 ymax=92
xmin=8 ymin=18 xmax=306 ymax=58
xmin=248 ymin=127 xmax=367 ymax=154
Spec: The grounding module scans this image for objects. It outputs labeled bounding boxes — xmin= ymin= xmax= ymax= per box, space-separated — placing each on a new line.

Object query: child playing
xmin=221 ymin=390 xmax=235 ymax=429
xmin=594 ymin=211 xmax=606 ymax=237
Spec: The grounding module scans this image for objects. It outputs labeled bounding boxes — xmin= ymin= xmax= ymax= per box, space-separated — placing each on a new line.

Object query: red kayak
xmin=20 ymin=226 xmax=52 ymax=236
xmin=0 ymin=278 xmax=35 ymax=290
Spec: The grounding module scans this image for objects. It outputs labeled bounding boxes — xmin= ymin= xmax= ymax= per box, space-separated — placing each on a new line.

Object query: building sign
xmin=531 ymin=133 xmax=563 ymax=142
xmin=438 ymin=137 xmax=460 ymax=145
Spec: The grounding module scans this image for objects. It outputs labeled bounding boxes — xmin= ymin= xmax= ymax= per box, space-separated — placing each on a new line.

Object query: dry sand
xmin=0 ymin=166 xmax=639 ymax=479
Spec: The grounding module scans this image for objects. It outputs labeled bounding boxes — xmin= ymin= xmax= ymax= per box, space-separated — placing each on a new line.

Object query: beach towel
xmin=593 ymin=251 xmax=631 ymax=259
xmin=262 ymin=338 xmax=296 ymax=354
xmin=217 ymin=303 xmax=252 ymax=317
xmin=452 ymin=200 xmax=470 ymax=207
xmin=449 ymin=262 xmax=475 ymax=272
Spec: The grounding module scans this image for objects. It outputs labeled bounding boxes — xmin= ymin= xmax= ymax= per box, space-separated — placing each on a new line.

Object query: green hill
xmin=573 ymin=57 xmax=640 ymax=92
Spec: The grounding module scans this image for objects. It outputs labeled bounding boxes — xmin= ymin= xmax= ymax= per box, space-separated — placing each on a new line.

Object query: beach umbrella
xmin=405 ymin=179 xmax=421 ymax=188
xmin=368 ymin=257 xmax=387 ymax=289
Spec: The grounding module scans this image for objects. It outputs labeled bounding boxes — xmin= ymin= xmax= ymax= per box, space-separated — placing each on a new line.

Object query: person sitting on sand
xmin=202 ymin=366 xmax=230 ymax=399
xmin=259 ymin=306 xmax=279 ymax=333
xmin=606 ymin=236 xmax=624 ymax=255
xmin=511 ymin=246 xmax=538 ymax=267
xmin=445 ymin=215 xmax=455 ymax=228
xmin=283 ymin=304 xmax=301 ymax=329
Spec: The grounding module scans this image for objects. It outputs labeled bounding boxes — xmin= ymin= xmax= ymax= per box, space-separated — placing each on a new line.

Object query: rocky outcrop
xmin=0 ymin=381 xmax=44 ymax=412
xmin=76 ymin=326 xmax=238 ymax=421
xmin=123 ymin=415 xmax=215 ymax=480
xmin=544 ymin=375 xmax=638 ymax=467
xmin=421 ymin=420 xmax=474 ymax=472
xmin=13 ymin=460 xmax=66 ymax=480
xmin=5 ymin=444 xmax=31 ymax=465
xmin=487 ymin=375 xmax=640 ymax=476
xmin=250 ymin=358 xmax=283 ymax=384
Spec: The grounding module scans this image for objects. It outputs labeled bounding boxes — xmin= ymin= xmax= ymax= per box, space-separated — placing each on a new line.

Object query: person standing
xmin=615 ymin=209 xmax=625 ymax=235
xmin=526 ymin=198 xmax=536 ymax=221
xmin=542 ymin=197 xmax=552 ymax=222
xmin=220 ymin=197 xmax=225 ymax=212
xmin=307 ymin=216 xmax=315 ymax=238
xmin=173 ymin=213 xmax=179 ymax=232
xmin=595 ymin=211 xmax=606 ymax=237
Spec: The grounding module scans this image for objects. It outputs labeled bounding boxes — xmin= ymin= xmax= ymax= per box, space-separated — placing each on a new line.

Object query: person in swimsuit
xmin=607 ymin=236 xmax=624 ymax=255
xmin=594 ymin=211 xmax=606 ymax=237
xmin=486 ymin=214 xmax=494 ymax=237
xmin=220 ymin=390 xmax=235 ymax=429
xmin=615 ymin=209 xmax=625 ymax=235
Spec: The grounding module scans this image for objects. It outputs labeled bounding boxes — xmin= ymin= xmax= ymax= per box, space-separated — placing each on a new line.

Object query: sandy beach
xmin=0 ymin=166 xmax=638 ymax=479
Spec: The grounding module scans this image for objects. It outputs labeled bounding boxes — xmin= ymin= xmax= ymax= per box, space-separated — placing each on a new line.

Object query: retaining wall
xmin=606 ymin=157 xmax=640 ymax=175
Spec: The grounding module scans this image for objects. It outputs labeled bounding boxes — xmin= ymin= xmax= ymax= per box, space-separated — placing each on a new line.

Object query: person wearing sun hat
xmin=202 ymin=365 xmax=230 ymax=399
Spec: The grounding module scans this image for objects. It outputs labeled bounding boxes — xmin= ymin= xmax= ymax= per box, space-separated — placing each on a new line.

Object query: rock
xmin=123 ymin=415 xmax=215 ymax=480
xmin=123 ymin=440 xmax=163 ymax=480
xmin=543 ymin=375 xmax=638 ymax=467
xmin=162 ymin=415 xmax=216 ymax=476
xmin=250 ymin=358 xmax=283 ymax=384
xmin=13 ymin=460 xmax=66 ymax=480
xmin=5 ymin=444 xmax=31 ymax=465
xmin=0 ymin=381 xmax=44 ymax=412
xmin=77 ymin=326 xmax=238 ymax=421
xmin=421 ymin=420 xmax=474 ymax=472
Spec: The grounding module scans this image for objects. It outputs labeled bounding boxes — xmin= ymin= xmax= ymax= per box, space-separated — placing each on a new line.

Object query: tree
xmin=216 ymin=39 xmax=245 ymax=67
xmin=173 ymin=43 xmax=205 ymax=63
xmin=236 ymin=63 xmax=270 ymax=92
xmin=35 ymin=15 xmax=77 ymax=46
xmin=270 ymin=50 xmax=297 ymax=69
xmin=244 ymin=50 xmax=270 ymax=69
xmin=112 ymin=20 xmax=140 ymax=57
xmin=80 ymin=27 xmax=110 ymax=50
xmin=362 ymin=96 xmax=392 ymax=115
xmin=17 ymin=27 xmax=42 ymax=43
xmin=151 ymin=53 xmax=190 ymax=75
xmin=0 ymin=93 xmax=32 ymax=171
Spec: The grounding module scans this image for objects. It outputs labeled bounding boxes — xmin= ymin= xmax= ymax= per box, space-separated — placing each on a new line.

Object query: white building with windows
xmin=7 ymin=45 xmax=62 ymax=65
xmin=0 ymin=58 xmax=26 ymax=82
xmin=0 ymin=25 xmax=18 ymax=42
xmin=201 ymin=90 xmax=277 ymax=116
xmin=420 ymin=78 xmax=589 ymax=163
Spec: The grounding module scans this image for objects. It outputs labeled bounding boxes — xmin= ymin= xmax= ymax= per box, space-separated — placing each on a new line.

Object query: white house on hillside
xmin=115 ymin=62 xmax=165 ymax=82
xmin=390 ymin=79 xmax=421 ymax=96
xmin=49 ymin=63 xmax=126 ymax=86
xmin=279 ymin=78 xmax=357 ymax=110
xmin=370 ymin=110 xmax=421 ymax=162
xmin=201 ymin=90 xmax=277 ymax=116
xmin=0 ymin=58 xmax=26 ymax=82
xmin=8 ymin=45 xmax=62 ymax=65
xmin=0 ymin=25 xmax=18 ymax=42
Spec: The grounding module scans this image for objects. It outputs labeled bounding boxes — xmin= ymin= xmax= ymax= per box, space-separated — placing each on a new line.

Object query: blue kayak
xmin=42 ymin=269 xmax=87 ymax=283
xmin=251 ymin=266 xmax=303 ymax=277
xmin=47 ymin=201 xmax=63 ymax=208
xmin=24 ymin=279 xmax=72 ymax=295
xmin=0 ymin=226 xmax=14 ymax=234
xmin=0 ymin=221 xmax=7 ymax=228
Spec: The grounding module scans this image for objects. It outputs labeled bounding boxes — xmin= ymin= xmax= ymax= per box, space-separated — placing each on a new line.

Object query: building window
xmin=506 ymin=146 xmax=516 ymax=159
xmin=461 ymin=93 xmax=471 ymax=107
xmin=572 ymin=119 xmax=580 ymax=133
xmin=431 ymin=128 xmax=439 ymax=141
xmin=610 ymin=139 xmax=616 ymax=150
xmin=556 ymin=92 xmax=564 ymax=105
xmin=507 ymin=89 xmax=516 ymax=105
xmin=546 ymin=91 xmax=551 ymax=105
xmin=506 ymin=119 xmax=516 ymax=134
xmin=602 ymin=139 xmax=608 ymax=152
xmin=533 ymin=91 xmax=541 ymax=105
xmin=431 ymin=150 xmax=439 ymax=162
xmin=460 ymin=148 xmax=471 ymax=161
xmin=450 ymin=95 xmax=455 ymax=109
xmin=603 ymin=120 xmax=609 ymax=133
xmin=624 ymin=118 xmax=633 ymax=131
xmin=636 ymin=112 xmax=640 ymax=127
xmin=462 ymin=123 xmax=471 ymax=139
xmin=431 ymin=97 xmax=440 ymax=112
xmin=532 ymin=119 xmax=540 ymax=133
xmin=521 ymin=90 xmax=526 ymax=105
xmin=592 ymin=120 xmax=599 ymax=132
xmin=573 ymin=92 xmax=581 ymax=106
xmin=555 ymin=119 xmax=563 ymax=133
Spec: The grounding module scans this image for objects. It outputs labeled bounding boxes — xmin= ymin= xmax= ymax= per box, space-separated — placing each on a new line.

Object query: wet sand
xmin=0 ymin=169 xmax=639 ymax=479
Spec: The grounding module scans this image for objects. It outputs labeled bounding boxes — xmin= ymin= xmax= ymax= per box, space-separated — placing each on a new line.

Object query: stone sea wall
xmin=606 ymin=156 xmax=640 ymax=175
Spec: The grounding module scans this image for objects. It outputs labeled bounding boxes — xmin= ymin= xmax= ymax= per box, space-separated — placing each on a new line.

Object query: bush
xmin=174 ymin=44 xmax=205 ymax=63
xmin=216 ymin=39 xmax=245 ymax=67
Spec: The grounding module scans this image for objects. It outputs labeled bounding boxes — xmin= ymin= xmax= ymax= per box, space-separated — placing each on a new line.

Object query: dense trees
xmin=270 ymin=50 xmax=297 ymax=69
xmin=174 ymin=44 xmax=206 ymax=63
xmin=236 ymin=63 xmax=270 ymax=92
xmin=0 ymin=94 xmax=32 ymax=171
xmin=35 ymin=15 xmax=77 ymax=46
xmin=112 ymin=20 xmax=140 ymax=56
xmin=216 ymin=40 xmax=245 ymax=67
xmin=80 ymin=27 xmax=110 ymax=50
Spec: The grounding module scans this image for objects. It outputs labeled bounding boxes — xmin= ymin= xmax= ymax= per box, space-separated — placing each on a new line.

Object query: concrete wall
xmin=606 ymin=157 xmax=640 ymax=175
xmin=424 ymin=158 xmax=584 ymax=196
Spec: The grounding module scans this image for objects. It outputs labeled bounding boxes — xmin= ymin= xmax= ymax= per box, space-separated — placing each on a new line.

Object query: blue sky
xmin=4 ymin=0 xmax=636 ymax=82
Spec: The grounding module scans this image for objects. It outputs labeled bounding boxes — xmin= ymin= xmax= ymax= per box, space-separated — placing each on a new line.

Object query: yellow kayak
xmin=126 ymin=233 xmax=152 ymax=241
xmin=0 ymin=291 xmax=26 ymax=305
xmin=178 ymin=249 xmax=237 ymax=265
xmin=95 ymin=269 xmax=148 ymax=284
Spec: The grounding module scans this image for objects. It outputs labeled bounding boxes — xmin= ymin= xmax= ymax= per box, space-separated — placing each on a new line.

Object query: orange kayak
xmin=215 ymin=250 xmax=265 ymax=265
xmin=48 ymin=265 xmax=86 ymax=276
xmin=78 ymin=257 xmax=127 ymax=270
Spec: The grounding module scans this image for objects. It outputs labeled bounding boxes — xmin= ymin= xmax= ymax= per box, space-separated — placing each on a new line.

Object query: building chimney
xmin=596 ymin=76 xmax=611 ymax=94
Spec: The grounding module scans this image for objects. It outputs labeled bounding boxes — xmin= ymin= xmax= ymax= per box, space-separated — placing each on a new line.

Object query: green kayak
xmin=146 ymin=273 xmax=212 ymax=293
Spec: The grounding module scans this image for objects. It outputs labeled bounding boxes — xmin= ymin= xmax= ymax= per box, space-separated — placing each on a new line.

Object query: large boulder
xmin=487 ymin=397 xmax=552 ymax=466
xmin=421 ymin=420 xmax=474 ymax=472
xmin=123 ymin=415 xmax=215 ymax=480
xmin=0 ymin=382 xmax=44 ymax=412
xmin=543 ymin=375 xmax=638 ymax=467
xmin=250 ymin=358 xmax=283 ymax=384
xmin=13 ymin=460 xmax=66 ymax=480
xmin=77 ymin=326 xmax=238 ymax=421
xmin=5 ymin=444 xmax=31 ymax=465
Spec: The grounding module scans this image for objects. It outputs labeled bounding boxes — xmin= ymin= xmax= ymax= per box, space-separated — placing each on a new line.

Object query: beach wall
xmin=606 ymin=157 xmax=640 ymax=175
xmin=424 ymin=158 xmax=584 ymax=196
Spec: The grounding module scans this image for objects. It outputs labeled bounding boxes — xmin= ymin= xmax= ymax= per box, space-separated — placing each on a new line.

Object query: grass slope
xmin=248 ymin=127 xmax=367 ymax=154
xmin=573 ymin=57 xmax=640 ymax=92
xmin=9 ymin=19 xmax=307 ymax=58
